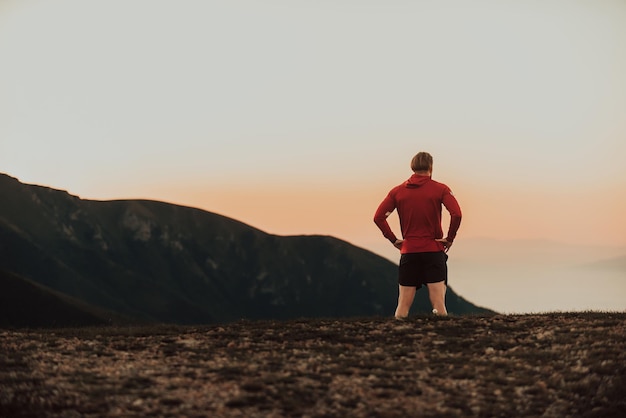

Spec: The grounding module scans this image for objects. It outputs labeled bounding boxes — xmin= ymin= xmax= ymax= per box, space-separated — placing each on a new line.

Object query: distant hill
xmin=435 ymin=237 xmax=626 ymax=314
xmin=451 ymin=237 xmax=626 ymax=266
xmin=581 ymin=255 xmax=626 ymax=272
xmin=0 ymin=269 xmax=127 ymax=328
xmin=0 ymin=173 xmax=492 ymax=326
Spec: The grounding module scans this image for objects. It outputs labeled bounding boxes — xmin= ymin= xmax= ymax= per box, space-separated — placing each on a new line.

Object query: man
xmin=374 ymin=152 xmax=462 ymax=318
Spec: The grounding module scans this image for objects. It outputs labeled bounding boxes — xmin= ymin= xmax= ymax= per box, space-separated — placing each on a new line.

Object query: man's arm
xmin=373 ymin=193 xmax=399 ymax=244
xmin=442 ymin=190 xmax=462 ymax=243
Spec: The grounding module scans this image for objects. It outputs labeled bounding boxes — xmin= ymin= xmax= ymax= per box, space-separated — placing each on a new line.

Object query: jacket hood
xmin=405 ymin=173 xmax=431 ymax=188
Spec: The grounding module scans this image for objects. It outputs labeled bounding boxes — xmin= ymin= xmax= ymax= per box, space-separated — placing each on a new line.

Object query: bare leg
xmin=395 ymin=285 xmax=416 ymax=319
xmin=426 ymin=282 xmax=448 ymax=316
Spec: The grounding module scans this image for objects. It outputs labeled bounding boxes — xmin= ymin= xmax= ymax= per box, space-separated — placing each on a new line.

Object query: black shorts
xmin=398 ymin=251 xmax=448 ymax=288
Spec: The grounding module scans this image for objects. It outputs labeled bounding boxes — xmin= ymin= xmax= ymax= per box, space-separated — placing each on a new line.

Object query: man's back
xmin=374 ymin=173 xmax=461 ymax=253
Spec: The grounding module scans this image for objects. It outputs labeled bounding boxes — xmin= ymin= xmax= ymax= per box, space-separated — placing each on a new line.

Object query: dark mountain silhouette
xmin=0 ymin=173 xmax=492 ymax=326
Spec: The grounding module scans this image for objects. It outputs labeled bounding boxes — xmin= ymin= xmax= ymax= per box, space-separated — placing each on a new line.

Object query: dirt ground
xmin=1 ymin=312 xmax=625 ymax=417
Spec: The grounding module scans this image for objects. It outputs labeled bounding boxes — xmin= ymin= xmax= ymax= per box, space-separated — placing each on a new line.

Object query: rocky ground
xmin=1 ymin=312 xmax=625 ymax=417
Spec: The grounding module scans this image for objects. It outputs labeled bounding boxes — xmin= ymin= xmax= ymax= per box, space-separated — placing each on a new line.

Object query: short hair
xmin=410 ymin=152 xmax=433 ymax=172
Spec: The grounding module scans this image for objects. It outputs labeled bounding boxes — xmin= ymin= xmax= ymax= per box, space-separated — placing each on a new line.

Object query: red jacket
xmin=374 ymin=174 xmax=462 ymax=254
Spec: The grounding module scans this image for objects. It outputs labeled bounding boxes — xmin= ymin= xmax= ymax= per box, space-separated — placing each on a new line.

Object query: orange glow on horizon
xmin=128 ymin=180 xmax=626 ymax=250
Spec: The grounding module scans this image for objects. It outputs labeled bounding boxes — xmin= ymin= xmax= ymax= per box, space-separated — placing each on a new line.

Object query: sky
xmin=1 ymin=1 xmax=625 ymax=312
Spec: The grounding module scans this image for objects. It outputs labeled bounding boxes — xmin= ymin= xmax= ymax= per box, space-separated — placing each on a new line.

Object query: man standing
xmin=374 ymin=152 xmax=462 ymax=318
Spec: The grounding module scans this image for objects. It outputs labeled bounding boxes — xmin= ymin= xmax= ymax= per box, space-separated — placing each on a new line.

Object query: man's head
xmin=410 ymin=152 xmax=433 ymax=174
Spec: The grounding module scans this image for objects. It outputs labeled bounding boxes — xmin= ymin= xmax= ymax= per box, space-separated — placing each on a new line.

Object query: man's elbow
xmin=373 ymin=214 xmax=385 ymax=224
